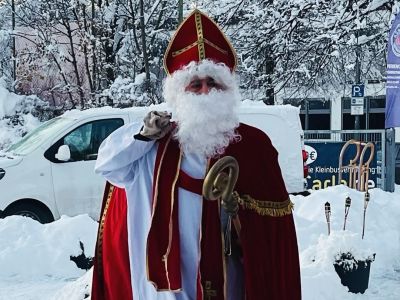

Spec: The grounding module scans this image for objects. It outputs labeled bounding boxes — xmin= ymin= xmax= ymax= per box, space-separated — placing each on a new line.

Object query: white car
xmin=0 ymin=102 xmax=305 ymax=223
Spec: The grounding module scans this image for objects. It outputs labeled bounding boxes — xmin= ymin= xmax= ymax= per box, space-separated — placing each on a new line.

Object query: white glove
xmin=140 ymin=111 xmax=172 ymax=140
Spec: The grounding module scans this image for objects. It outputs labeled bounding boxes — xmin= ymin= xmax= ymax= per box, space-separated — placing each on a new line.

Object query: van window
xmin=7 ymin=117 xmax=74 ymax=155
xmin=64 ymin=123 xmax=93 ymax=160
xmin=45 ymin=118 xmax=124 ymax=162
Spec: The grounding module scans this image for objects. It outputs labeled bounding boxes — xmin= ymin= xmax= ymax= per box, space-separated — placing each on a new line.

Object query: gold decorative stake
xmin=325 ymin=202 xmax=331 ymax=235
xmin=343 ymin=196 xmax=351 ymax=230
xmin=362 ymin=191 xmax=370 ymax=239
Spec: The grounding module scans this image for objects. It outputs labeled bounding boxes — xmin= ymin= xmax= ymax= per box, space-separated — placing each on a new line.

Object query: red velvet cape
xmin=91 ymin=123 xmax=301 ymax=300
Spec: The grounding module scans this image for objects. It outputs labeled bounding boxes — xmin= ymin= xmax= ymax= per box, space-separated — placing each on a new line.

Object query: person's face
xmin=184 ymin=76 xmax=226 ymax=95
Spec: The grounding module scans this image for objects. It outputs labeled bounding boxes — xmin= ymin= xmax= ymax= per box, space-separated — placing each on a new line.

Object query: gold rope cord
xmin=234 ymin=192 xmax=294 ymax=216
xmin=96 ymin=184 xmax=115 ymax=277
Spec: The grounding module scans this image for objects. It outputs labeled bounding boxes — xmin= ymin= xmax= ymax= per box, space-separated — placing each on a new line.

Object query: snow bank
xmin=0 ymin=214 xmax=97 ymax=279
xmin=52 ymin=269 xmax=93 ymax=300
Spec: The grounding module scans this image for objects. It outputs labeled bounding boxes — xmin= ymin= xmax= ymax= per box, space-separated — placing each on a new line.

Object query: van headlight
xmin=0 ymin=168 xmax=5 ymax=180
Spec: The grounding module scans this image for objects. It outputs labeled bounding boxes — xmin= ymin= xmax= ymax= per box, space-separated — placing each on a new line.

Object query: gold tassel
xmin=234 ymin=192 xmax=294 ymax=217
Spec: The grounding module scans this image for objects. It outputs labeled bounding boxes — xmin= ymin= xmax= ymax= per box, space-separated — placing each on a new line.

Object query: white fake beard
xmin=169 ymin=89 xmax=241 ymax=158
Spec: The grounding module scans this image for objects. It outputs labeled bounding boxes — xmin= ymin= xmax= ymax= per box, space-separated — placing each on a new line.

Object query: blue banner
xmin=305 ymin=142 xmax=381 ymax=190
xmin=386 ymin=13 xmax=400 ymax=128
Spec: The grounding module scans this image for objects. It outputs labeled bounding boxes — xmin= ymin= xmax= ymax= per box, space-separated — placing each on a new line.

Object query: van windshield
xmin=7 ymin=117 xmax=74 ymax=155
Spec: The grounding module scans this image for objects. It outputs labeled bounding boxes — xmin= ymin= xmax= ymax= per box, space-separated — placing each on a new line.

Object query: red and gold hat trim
xmin=163 ymin=9 xmax=237 ymax=75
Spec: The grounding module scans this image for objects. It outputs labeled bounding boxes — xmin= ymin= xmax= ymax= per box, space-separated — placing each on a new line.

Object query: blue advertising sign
xmin=305 ymin=142 xmax=381 ymax=190
xmin=385 ymin=13 xmax=400 ymax=128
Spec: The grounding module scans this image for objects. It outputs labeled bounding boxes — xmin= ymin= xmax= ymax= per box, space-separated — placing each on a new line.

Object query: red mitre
xmin=163 ymin=9 xmax=237 ymax=75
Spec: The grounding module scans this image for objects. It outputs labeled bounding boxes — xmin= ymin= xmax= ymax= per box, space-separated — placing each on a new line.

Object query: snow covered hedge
xmin=0 ymin=77 xmax=49 ymax=150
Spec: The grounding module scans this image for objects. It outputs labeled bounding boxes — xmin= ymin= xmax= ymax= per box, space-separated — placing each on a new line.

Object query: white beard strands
xmin=170 ymin=88 xmax=241 ymax=158
xmin=163 ymin=60 xmax=242 ymax=158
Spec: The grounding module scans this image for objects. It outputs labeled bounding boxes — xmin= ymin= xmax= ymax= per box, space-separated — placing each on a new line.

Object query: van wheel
xmin=4 ymin=201 xmax=54 ymax=224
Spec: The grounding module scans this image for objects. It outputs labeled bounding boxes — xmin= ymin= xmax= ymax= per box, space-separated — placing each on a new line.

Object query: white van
xmin=0 ymin=102 xmax=305 ymax=223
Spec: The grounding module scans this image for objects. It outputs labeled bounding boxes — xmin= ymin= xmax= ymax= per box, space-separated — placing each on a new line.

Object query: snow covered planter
xmin=325 ymin=191 xmax=376 ymax=294
xmin=333 ymin=251 xmax=376 ymax=294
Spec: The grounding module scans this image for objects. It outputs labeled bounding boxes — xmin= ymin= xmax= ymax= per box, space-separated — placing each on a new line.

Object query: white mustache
xmin=170 ymin=89 xmax=241 ymax=157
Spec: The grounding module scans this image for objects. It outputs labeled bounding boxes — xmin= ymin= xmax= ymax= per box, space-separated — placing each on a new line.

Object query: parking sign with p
xmin=352 ymin=84 xmax=365 ymax=97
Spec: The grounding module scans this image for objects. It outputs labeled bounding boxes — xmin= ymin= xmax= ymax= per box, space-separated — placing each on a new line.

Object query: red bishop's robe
xmin=92 ymin=123 xmax=301 ymax=300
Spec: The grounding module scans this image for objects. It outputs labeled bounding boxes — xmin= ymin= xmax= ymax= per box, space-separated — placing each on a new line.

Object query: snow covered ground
xmin=0 ymin=185 xmax=399 ymax=300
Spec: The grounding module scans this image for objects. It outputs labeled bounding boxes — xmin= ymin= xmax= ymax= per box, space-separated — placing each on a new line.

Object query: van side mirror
xmin=55 ymin=145 xmax=71 ymax=161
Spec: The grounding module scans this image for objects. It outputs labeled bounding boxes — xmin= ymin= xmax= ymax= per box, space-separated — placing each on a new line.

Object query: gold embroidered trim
xmin=198 ymin=9 xmax=238 ymax=70
xmin=96 ymin=184 xmax=115 ymax=277
xmin=205 ymin=39 xmax=228 ymax=54
xmin=172 ymin=38 xmax=228 ymax=58
xmin=163 ymin=9 xmax=238 ymax=75
xmin=235 ymin=192 xmax=294 ymax=216
xmin=195 ymin=11 xmax=205 ymax=60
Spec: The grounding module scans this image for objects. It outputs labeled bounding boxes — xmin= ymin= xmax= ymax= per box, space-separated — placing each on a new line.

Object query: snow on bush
xmin=0 ymin=77 xmax=47 ymax=150
xmin=102 ymin=73 xmax=162 ymax=107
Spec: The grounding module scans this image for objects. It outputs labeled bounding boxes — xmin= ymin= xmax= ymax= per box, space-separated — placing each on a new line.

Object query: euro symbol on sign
xmin=304 ymin=145 xmax=318 ymax=165
xmin=309 ymin=151 xmax=316 ymax=160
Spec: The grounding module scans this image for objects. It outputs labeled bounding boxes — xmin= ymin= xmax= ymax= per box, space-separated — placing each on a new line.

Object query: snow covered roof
xmin=61 ymin=101 xmax=301 ymax=120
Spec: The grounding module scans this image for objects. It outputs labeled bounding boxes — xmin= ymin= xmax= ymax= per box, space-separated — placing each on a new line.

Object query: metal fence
xmin=304 ymin=130 xmax=386 ymax=144
xmin=304 ymin=129 xmax=394 ymax=191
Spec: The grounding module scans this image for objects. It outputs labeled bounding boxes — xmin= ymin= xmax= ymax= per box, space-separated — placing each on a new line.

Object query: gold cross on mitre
xmin=163 ymin=8 xmax=237 ymax=75
xmin=171 ymin=9 xmax=229 ymax=59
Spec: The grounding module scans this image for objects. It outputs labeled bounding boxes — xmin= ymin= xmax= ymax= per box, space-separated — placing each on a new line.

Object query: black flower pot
xmin=333 ymin=252 xmax=375 ymax=294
